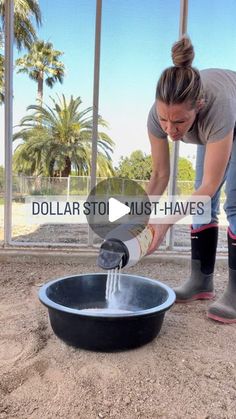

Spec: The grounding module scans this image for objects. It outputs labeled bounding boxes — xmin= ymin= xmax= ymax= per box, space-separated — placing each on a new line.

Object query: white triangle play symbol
xmin=108 ymin=197 xmax=130 ymax=222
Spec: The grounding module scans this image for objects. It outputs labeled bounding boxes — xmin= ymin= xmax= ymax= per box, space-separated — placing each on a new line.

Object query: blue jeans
xmin=193 ymin=137 xmax=236 ymax=234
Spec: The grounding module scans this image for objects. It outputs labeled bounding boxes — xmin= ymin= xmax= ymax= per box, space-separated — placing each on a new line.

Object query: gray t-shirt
xmin=147 ymin=68 xmax=236 ymax=144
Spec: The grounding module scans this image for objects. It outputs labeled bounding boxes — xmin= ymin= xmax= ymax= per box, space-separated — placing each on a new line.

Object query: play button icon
xmin=86 ymin=177 xmax=151 ymax=239
xmin=108 ymin=198 xmax=130 ymax=222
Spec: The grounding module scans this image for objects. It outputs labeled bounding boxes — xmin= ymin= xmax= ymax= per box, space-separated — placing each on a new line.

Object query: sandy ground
xmin=0 ymin=252 xmax=235 ymax=419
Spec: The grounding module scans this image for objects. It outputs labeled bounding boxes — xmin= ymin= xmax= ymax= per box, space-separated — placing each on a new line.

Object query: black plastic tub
xmin=38 ymin=273 xmax=176 ymax=351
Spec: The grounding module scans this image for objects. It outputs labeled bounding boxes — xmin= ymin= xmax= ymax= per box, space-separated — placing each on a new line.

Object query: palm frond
xmin=13 ymin=93 xmax=115 ymax=176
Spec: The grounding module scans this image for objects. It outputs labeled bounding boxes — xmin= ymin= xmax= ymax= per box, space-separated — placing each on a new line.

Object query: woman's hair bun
xmin=171 ymin=35 xmax=195 ymax=67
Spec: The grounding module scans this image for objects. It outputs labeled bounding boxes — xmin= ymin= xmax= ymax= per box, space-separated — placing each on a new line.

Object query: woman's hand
xmin=147 ymin=223 xmax=171 ymax=254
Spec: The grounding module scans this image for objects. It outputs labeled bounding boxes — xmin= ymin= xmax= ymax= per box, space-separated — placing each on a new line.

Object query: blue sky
xmin=1 ymin=0 xmax=236 ymax=167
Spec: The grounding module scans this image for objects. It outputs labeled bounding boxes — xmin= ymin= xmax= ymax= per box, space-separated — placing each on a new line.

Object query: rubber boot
xmin=174 ymin=224 xmax=218 ymax=303
xmin=208 ymin=228 xmax=236 ymax=323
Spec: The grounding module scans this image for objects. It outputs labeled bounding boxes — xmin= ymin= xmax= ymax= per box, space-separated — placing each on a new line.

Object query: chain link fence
xmin=0 ymin=175 xmax=227 ymax=248
xmin=1 ymin=175 xmax=212 ymax=197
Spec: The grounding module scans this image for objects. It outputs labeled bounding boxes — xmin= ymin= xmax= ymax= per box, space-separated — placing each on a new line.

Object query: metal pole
xmin=166 ymin=0 xmax=188 ymax=250
xmin=179 ymin=0 xmax=188 ymax=36
xmin=67 ymin=175 xmax=70 ymax=200
xmin=4 ymin=0 xmax=14 ymax=245
xmin=88 ymin=0 xmax=102 ymax=246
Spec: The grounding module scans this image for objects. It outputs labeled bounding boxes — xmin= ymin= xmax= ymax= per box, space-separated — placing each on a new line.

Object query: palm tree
xmin=0 ymin=0 xmax=42 ymax=50
xmin=13 ymin=94 xmax=115 ymax=178
xmin=0 ymin=0 xmax=42 ymax=103
xmin=16 ymin=40 xmax=65 ymax=102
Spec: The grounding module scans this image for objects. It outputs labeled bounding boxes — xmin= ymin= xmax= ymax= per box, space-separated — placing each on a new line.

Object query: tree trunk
xmin=61 ymin=157 xmax=71 ymax=177
xmin=37 ymin=72 xmax=44 ymax=103
xmin=49 ymin=159 xmax=55 ymax=177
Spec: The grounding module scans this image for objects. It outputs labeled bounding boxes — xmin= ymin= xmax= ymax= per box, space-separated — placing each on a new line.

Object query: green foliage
xmin=13 ymin=94 xmax=115 ymax=178
xmin=0 ymin=0 xmax=42 ymax=103
xmin=177 ymin=157 xmax=195 ymax=181
xmin=16 ymin=40 xmax=65 ymax=101
xmin=0 ymin=0 xmax=42 ymax=51
xmin=115 ymin=150 xmax=152 ymax=180
xmin=115 ymin=149 xmax=195 ymax=182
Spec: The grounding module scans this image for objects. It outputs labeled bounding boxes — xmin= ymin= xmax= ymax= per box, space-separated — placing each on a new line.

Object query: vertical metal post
xmin=67 ymin=175 xmax=70 ymax=200
xmin=166 ymin=0 xmax=188 ymax=249
xmin=88 ymin=0 xmax=102 ymax=246
xmin=121 ymin=178 xmax=125 ymax=195
xmin=87 ymin=175 xmax=90 ymax=195
xmin=4 ymin=0 xmax=14 ymax=245
xmin=179 ymin=0 xmax=188 ymax=35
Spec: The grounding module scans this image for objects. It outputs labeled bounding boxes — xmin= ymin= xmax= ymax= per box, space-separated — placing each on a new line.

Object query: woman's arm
xmin=148 ymin=130 xmax=234 ymax=253
xmin=193 ymin=130 xmax=233 ymax=198
xmin=146 ymin=131 xmax=170 ymax=196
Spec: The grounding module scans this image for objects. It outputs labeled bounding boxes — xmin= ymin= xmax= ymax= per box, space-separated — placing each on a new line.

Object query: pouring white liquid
xmin=79 ymin=264 xmax=133 ymax=314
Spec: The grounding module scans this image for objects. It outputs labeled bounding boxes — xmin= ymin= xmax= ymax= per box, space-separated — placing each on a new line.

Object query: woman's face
xmin=156 ymin=100 xmax=199 ymax=141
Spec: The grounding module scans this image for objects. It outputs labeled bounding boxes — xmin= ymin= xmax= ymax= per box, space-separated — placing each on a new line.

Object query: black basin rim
xmin=38 ymin=273 xmax=176 ymax=318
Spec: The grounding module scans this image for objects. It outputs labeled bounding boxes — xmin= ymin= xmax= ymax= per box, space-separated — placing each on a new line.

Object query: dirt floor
xmin=0 ymin=252 xmax=235 ymax=419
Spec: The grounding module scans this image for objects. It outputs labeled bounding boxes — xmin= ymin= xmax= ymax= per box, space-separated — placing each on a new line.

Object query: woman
xmin=147 ymin=36 xmax=236 ymax=324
